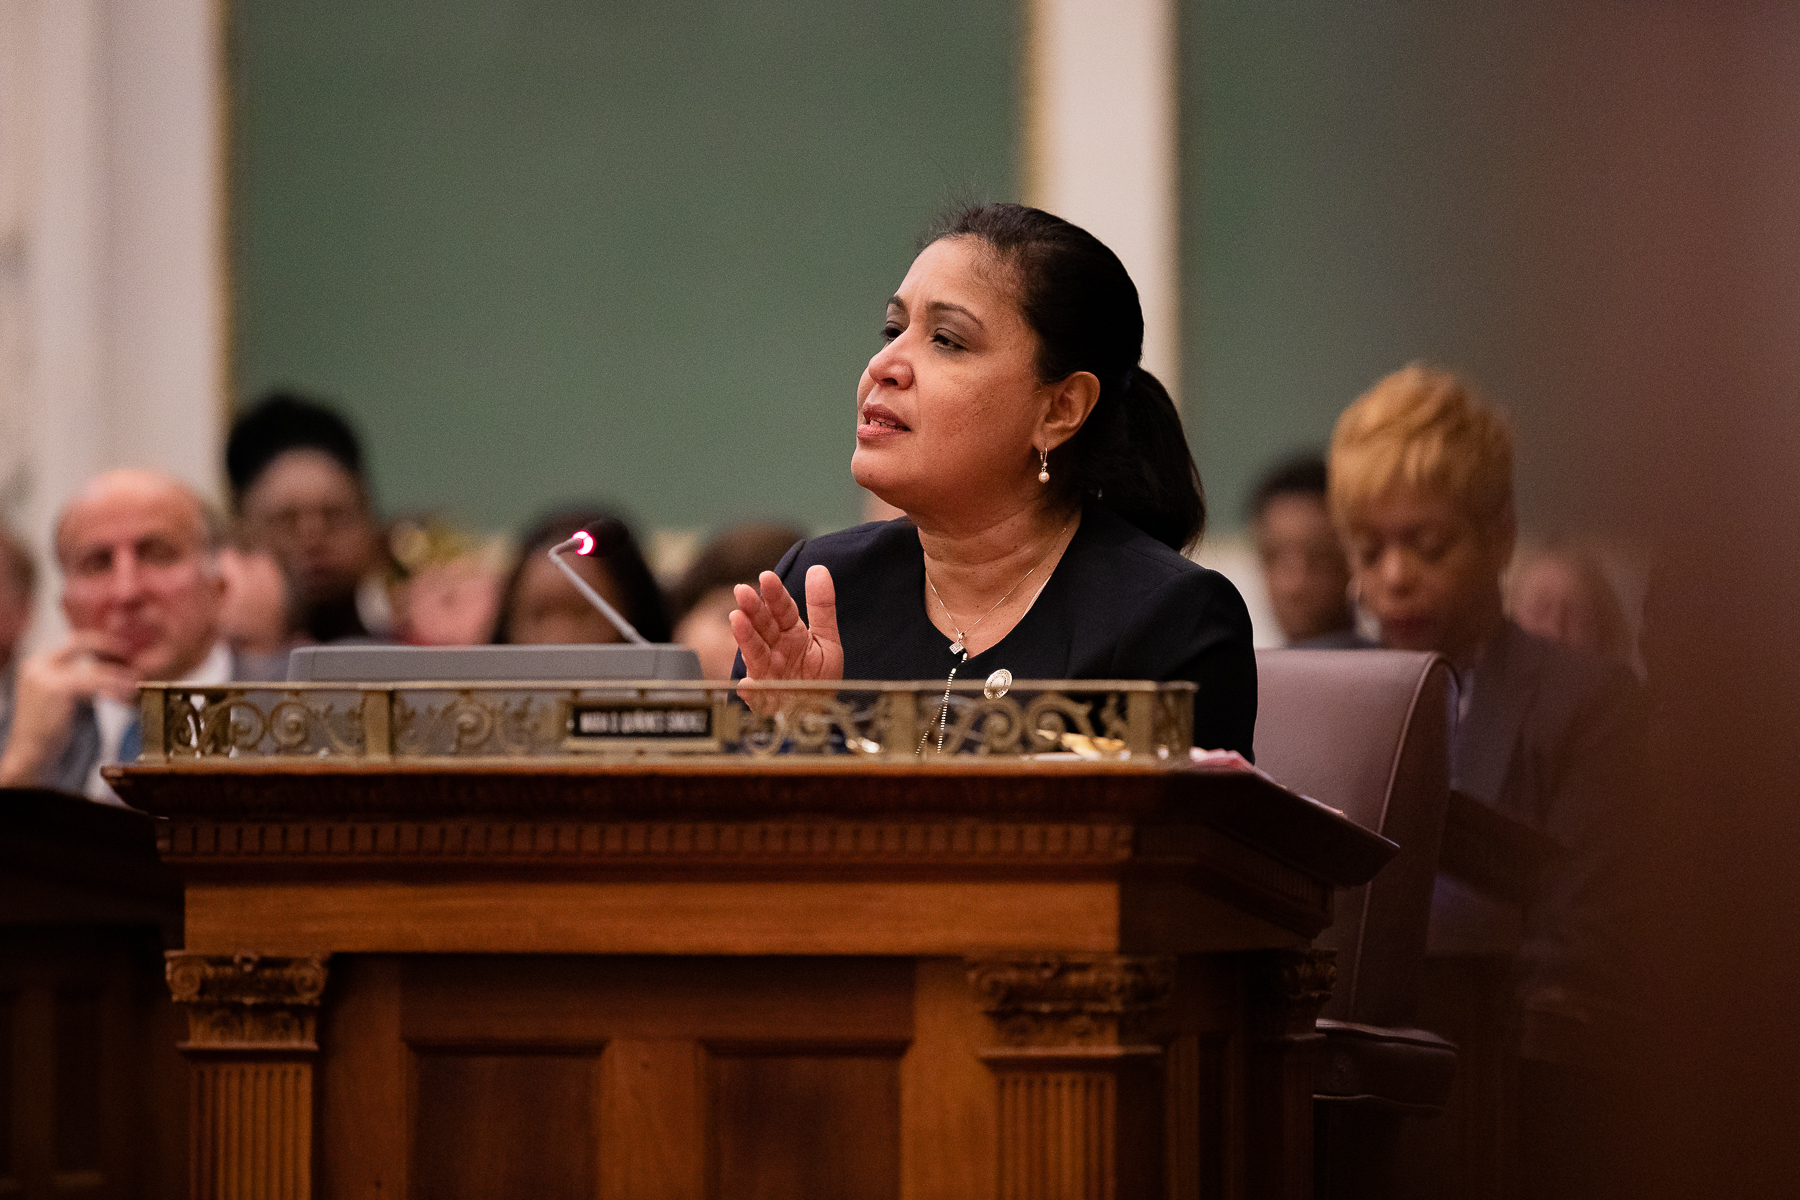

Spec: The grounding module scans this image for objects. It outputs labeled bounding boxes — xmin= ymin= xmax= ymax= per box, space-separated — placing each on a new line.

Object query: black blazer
xmin=1451 ymin=621 xmax=1646 ymax=1053
xmin=751 ymin=503 xmax=1257 ymax=759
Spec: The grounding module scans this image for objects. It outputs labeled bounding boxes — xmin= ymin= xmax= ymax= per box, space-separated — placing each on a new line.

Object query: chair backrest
xmin=1254 ymin=649 xmax=1453 ymax=1027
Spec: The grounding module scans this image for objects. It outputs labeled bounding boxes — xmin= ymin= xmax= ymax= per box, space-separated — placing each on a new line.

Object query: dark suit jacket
xmin=1452 ymin=622 xmax=1646 ymax=1053
xmin=0 ymin=650 xmax=254 ymax=799
xmin=748 ymin=503 xmax=1258 ymax=759
xmin=0 ymin=696 xmax=103 ymax=795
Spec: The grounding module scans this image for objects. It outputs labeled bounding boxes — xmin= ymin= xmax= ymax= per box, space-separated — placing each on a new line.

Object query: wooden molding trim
xmin=112 ymin=761 xmax=1398 ymax=891
xmin=158 ymin=819 xmax=1137 ymax=871
xmin=115 ymin=760 xmax=1175 ymax=821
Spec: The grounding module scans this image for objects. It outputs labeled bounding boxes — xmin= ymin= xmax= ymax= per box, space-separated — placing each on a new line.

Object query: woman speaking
xmin=730 ymin=204 xmax=1256 ymax=758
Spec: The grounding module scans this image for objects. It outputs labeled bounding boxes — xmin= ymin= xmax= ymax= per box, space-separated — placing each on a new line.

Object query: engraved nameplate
xmin=563 ymin=701 xmax=719 ymax=753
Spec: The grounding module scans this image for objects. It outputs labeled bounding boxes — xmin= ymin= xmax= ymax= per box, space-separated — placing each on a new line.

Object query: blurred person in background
xmin=1508 ymin=541 xmax=1634 ymax=667
xmin=0 ymin=470 xmax=232 ymax=801
xmin=386 ymin=514 xmax=508 ymax=646
xmin=0 ymin=523 xmax=37 ymax=722
xmin=1330 ymin=363 xmax=1644 ymax=1198
xmin=217 ymin=537 xmax=297 ymax=681
xmin=1249 ymin=454 xmax=1361 ymax=647
xmin=227 ymin=392 xmax=389 ymax=642
xmin=493 ymin=507 xmax=669 ymax=645
xmin=669 ymin=521 xmax=805 ymax=678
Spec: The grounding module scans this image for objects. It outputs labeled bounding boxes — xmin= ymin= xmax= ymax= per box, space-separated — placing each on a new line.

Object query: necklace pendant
xmin=948 ymin=640 xmax=964 ymax=656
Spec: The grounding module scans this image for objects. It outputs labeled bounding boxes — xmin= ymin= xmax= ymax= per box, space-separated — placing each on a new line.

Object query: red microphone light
xmin=573 ymin=530 xmax=596 ymax=556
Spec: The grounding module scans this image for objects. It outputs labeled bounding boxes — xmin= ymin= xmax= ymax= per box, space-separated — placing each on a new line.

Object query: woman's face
xmin=851 ymin=237 xmax=1050 ymax=518
xmin=1341 ymin=483 xmax=1512 ymax=657
xmin=506 ymin=552 xmax=630 ymax=645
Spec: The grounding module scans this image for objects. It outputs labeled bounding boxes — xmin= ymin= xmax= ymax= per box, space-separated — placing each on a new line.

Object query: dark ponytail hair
xmin=928 ymin=203 xmax=1205 ymax=551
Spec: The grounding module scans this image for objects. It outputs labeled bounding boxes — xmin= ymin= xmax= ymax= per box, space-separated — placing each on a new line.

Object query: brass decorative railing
xmin=133 ymin=679 xmax=1196 ymax=763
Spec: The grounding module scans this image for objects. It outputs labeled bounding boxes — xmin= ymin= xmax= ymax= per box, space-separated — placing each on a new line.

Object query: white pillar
xmin=101 ymin=0 xmax=227 ymax=498
xmin=1024 ymin=0 xmax=1181 ymax=399
xmin=0 ymin=0 xmax=225 ymax=650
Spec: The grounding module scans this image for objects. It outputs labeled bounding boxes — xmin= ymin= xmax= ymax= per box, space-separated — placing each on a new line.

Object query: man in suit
xmin=1329 ymin=363 xmax=1643 ymax=1197
xmin=0 ymin=470 xmax=231 ymax=802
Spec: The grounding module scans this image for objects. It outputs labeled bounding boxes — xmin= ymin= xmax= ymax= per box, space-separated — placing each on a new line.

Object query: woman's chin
xmin=850 ymin=450 xmax=900 ymax=494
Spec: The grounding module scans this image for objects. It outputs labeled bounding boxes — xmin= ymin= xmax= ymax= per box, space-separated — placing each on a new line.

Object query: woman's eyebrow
xmin=923 ymin=300 xmax=983 ymax=327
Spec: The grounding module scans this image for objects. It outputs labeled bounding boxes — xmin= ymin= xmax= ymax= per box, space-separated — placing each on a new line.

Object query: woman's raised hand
xmin=729 ymin=565 xmax=844 ymax=711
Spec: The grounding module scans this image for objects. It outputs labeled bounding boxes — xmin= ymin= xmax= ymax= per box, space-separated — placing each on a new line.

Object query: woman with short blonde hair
xmin=1328 ymin=362 xmax=1643 ymax=1197
xmin=1329 ymin=363 xmax=1517 ymax=664
xmin=1329 ymin=362 xmax=1513 ymax=534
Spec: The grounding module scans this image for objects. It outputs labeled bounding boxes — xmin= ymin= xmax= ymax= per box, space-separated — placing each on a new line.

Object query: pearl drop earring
xmin=1037 ymin=447 xmax=1050 ymax=484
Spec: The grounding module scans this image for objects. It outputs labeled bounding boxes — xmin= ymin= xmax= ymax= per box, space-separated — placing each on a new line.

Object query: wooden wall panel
xmin=899 ymin=959 xmax=997 ymax=1200
xmin=597 ymin=1040 xmax=704 ymax=1200
xmin=411 ymin=1051 xmax=600 ymax=1200
xmin=398 ymin=955 xmax=913 ymax=1046
xmin=0 ymin=985 xmax=29 ymax=1196
xmin=0 ymin=931 xmax=186 ymax=1200
xmin=54 ymin=987 xmax=104 ymax=1179
xmin=323 ymin=955 xmax=920 ymax=1200
xmin=710 ymin=1053 xmax=901 ymax=1200
xmin=320 ymin=956 xmax=408 ymax=1200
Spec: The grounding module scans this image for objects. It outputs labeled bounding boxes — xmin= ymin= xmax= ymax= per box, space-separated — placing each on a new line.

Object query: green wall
xmin=232 ymin=0 xmax=1020 ymax=538
xmin=237 ymin=0 xmax=1620 ymax=543
xmin=1182 ymin=1 xmax=1569 ymax=529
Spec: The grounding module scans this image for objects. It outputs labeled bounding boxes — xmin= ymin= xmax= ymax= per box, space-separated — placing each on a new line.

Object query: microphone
xmin=545 ymin=520 xmax=650 ymax=645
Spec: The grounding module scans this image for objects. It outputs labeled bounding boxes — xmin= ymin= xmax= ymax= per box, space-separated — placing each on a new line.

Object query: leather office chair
xmin=1254 ymin=649 xmax=1460 ymax=1198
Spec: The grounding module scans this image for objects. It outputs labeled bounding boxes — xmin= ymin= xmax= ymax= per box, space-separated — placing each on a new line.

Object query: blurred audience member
xmin=0 ymin=521 xmax=36 ymax=669
xmin=387 ymin=514 xmax=507 ymax=647
xmin=217 ymin=539 xmax=297 ymax=681
xmin=494 ymin=508 xmax=669 ymax=645
xmin=1509 ymin=542 xmax=1633 ymax=665
xmin=0 ymin=471 xmax=230 ymax=801
xmin=227 ymin=392 xmax=388 ymax=642
xmin=0 ymin=522 xmax=36 ymax=730
xmin=1249 ymin=454 xmax=1360 ymax=647
xmin=1330 ymin=363 xmax=1643 ymax=1197
xmin=669 ymin=522 xmax=805 ymax=678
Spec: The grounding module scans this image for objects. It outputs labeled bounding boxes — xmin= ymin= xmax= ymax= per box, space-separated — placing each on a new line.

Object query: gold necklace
xmin=916 ymin=513 xmax=1075 ymax=756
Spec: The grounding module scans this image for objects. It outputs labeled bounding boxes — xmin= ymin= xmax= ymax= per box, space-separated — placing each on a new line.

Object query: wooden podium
xmin=114 ymin=751 xmax=1390 ymax=1200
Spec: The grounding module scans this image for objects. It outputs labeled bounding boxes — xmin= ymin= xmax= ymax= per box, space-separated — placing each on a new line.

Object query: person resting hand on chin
xmin=0 ymin=470 xmax=233 ymax=801
xmin=730 ymin=203 xmax=1256 ymax=758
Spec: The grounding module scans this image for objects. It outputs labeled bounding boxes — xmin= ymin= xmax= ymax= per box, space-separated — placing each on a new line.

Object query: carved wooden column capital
xmin=967 ymin=955 xmax=1175 ymax=1198
xmin=966 ymin=953 xmax=1175 ymax=1048
xmin=1247 ymin=946 xmax=1336 ymax=1039
xmin=165 ymin=953 xmax=329 ymax=1199
xmin=165 ymin=952 xmax=330 ymax=1051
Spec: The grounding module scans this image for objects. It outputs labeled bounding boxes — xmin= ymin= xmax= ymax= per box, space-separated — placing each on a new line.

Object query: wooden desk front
xmin=115 ymin=759 xmax=1391 ymax=1200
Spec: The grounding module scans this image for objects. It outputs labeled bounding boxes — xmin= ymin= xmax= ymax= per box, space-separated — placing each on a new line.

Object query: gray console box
xmin=286 ymin=643 xmax=704 ymax=683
